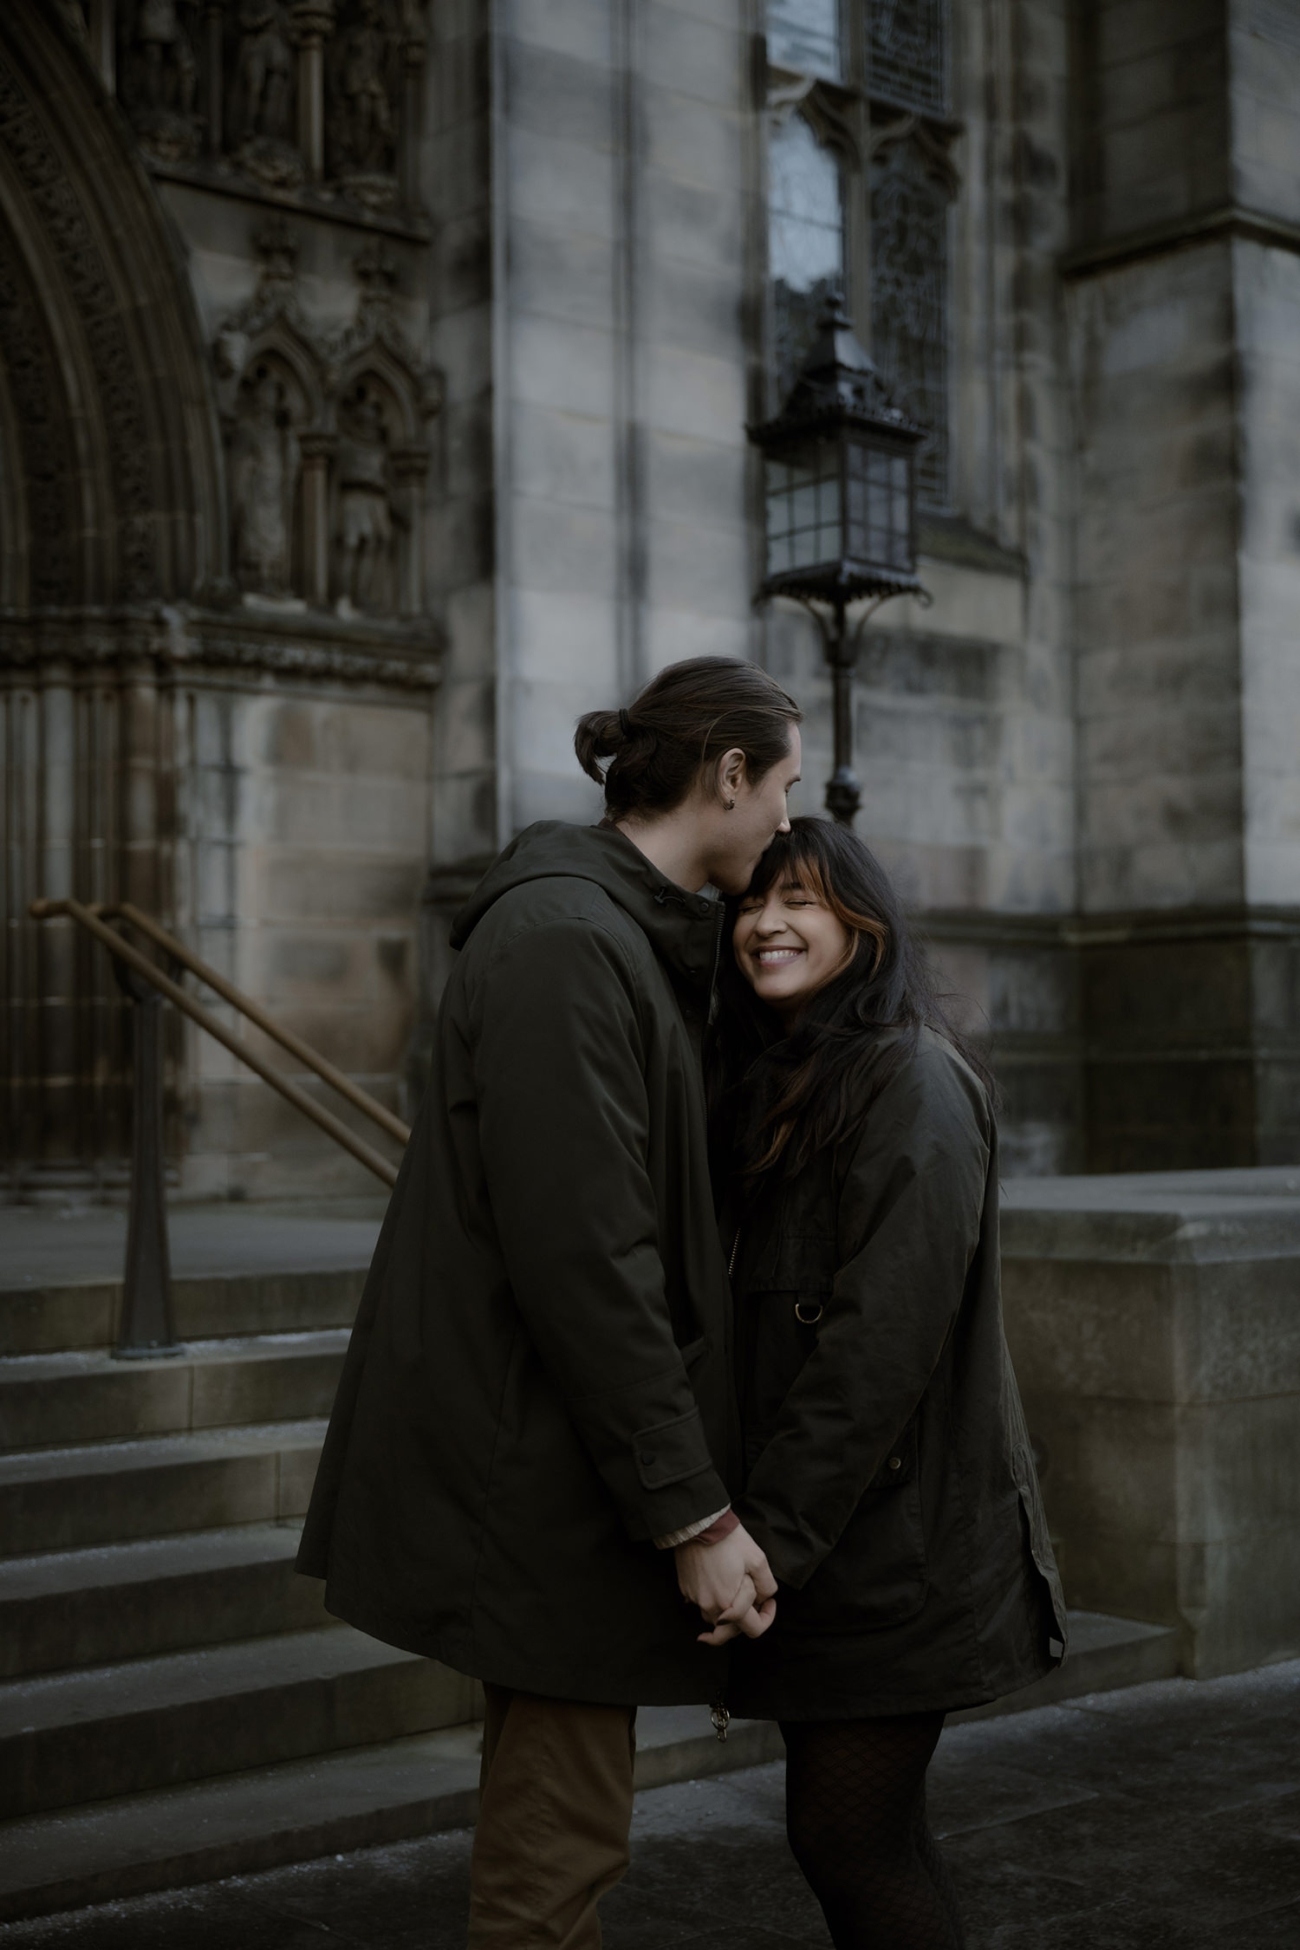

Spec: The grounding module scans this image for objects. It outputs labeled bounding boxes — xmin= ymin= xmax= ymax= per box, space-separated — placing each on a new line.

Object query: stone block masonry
xmin=1002 ymin=1166 xmax=1300 ymax=1678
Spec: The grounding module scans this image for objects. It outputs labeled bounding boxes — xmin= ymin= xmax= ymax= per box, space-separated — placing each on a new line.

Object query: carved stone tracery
xmin=866 ymin=0 xmax=955 ymax=506
xmin=213 ymin=220 xmax=439 ymax=618
xmin=0 ymin=41 xmax=160 ymax=596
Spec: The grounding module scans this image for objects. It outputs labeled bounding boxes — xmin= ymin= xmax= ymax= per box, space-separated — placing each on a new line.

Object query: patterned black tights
xmin=780 ymin=1712 xmax=965 ymax=1950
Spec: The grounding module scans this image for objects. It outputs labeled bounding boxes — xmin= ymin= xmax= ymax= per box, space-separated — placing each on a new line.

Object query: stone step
xmin=0 ymin=1203 xmax=381 ymax=1357
xmin=0 ymin=1624 xmax=480 ymax=1823
xmin=0 ymin=1523 xmax=327 ymax=1681
xmin=0 ymin=1420 xmax=325 ymax=1558
xmin=0 ymin=1269 xmax=363 ymax=1357
xmin=0 ymin=1333 xmax=348 ymax=1453
xmin=0 ymin=1609 xmax=1177 ymax=1924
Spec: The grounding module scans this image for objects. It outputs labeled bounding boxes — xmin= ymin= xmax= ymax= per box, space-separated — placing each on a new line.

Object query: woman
xmin=709 ymin=817 xmax=1067 ymax=1950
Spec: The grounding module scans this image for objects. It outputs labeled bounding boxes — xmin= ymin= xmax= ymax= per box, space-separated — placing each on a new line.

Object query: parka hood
xmin=451 ymin=821 xmax=723 ymax=996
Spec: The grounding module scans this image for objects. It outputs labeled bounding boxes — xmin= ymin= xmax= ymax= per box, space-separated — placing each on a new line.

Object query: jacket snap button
xmin=888 ymin=1456 xmax=902 ymax=1470
xmin=639 ymin=1451 xmax=655 ymax=1466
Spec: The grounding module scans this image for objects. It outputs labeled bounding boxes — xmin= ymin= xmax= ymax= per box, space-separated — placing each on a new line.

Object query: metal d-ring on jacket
xmin=726 ymin=1027 xmax=1068 ymax=1721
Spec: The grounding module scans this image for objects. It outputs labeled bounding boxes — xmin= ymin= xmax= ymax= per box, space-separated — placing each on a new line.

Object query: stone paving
xmin=1 ymin=1661 xmax=1296 ymax=1949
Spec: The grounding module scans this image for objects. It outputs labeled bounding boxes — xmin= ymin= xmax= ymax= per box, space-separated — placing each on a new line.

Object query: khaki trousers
xmin=467 ymin=1683 xmax=637 ymax=1950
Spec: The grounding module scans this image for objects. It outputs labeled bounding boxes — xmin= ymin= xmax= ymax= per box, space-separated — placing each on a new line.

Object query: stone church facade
xmin=2 ymin=0 xmax=1298 ymax=1198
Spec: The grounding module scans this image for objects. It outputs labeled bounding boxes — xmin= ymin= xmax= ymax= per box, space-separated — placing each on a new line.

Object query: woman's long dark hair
xmin=710 ymin=817 xmax=995 ymax=1185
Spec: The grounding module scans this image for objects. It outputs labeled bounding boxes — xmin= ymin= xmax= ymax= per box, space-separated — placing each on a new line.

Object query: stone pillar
xmin=1066 ymin=0 xmax=1300 ymax=1167
xmin=203 ymin=2 xmax=224 ymax=157
xmin=87 ymin=0 xmax=115 ymax=92
xmin=399 ymin=21 xmax=426 ymax=209
xmin=36 ymin=662 xmax=77 ymax=1170
xmin=290 ymin=1 xmax=333 ymax=182
xmin=298 ymin=432 xmax=335 ymax=608
xmin=119 ymin=654 xmax=168 ymax=919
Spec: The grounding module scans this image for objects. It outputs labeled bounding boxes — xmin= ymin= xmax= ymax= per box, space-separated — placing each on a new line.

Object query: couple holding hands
xmin=299 ymin=656 xmax=1066 ymax=1950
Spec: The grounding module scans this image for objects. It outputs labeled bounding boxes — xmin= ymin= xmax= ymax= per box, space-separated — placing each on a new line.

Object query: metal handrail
xmin=30 ymin=894 xmax=409 ymax=1357
xmin=107 ymin=902 xmax=409 ymax=1146
xmin=30 ymin=897 xmax=408 ymax=1188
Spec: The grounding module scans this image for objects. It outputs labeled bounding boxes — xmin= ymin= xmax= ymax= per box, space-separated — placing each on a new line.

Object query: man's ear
xmin=718 ymin=747 xmax=747 ymax=801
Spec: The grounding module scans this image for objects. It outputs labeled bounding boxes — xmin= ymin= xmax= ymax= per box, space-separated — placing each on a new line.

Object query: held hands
xmin=675 ymin=1524 xmax=778 ymax=1646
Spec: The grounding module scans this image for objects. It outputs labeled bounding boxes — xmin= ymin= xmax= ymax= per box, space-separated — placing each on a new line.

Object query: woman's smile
xmin=734 ymin=879 xmax=854 ymax=1018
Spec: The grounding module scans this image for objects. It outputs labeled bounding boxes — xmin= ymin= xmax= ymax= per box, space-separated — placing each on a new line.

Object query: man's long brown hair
xmin=709 ymin=818 xmax=994 ymax=1184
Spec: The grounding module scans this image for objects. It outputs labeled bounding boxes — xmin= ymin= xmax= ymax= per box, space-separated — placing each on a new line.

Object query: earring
xmin=725 ymin=799 xmax=736 ymax=811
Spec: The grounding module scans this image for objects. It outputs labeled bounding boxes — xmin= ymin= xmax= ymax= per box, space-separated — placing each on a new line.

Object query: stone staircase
xmin=0 ymin=1206 xmax=1182 ymax=1924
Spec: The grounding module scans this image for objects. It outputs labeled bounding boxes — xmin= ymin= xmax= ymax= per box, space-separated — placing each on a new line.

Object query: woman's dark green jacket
xmin=297 ymin=822 xmax=738 ymax=1706
xmin=728 ymin=1028 xmax=1067 ymax=1720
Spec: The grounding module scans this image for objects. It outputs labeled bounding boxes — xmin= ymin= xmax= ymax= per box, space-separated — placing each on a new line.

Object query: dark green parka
xmin=297 ymin=822 xmax=737 ymax=1705
xmin=727 ymin=1028 xmax=1067 ymax=1720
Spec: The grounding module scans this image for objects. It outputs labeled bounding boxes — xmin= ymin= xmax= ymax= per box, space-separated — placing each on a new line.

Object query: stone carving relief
xmin=327 ymin=0 xmax=400 ymax=207
xmin=228 ymin=0 xmax=301 ymax=187
xmin=82 ymin=0 xmax=428 ymax=210
xmin=0 ymin=41 xmax=158 ymax=597
xmin=213 ymin=223 xmax=439 ymax=618
xmin=335 ymin=378 xmax=395 ymax=612
xmin=0 ymin=210 xmax=77 ymax=606
xmin=230 ymin=357 xmax=303 ymax=598
xmin=117 ymin=0 xmax=202 ymax=160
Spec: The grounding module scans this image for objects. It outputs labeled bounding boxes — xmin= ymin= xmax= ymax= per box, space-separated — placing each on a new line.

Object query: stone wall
xmin=1065 ymin=0 xmax=1300 ymax=1168
xmin=8 ymin=0 xmax=1300 ymax=1192
xmin=177 ymin=664 xmax=433 ymax=1199
xmin=1002 ymin=1167 xmax=1300 ymax=1678
xmin=0 ymin=3 xmax=442 ymax=1201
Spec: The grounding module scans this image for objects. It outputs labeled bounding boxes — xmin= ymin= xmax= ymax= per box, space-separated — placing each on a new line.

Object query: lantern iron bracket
xmin=788 ymin=583 xmax=933 ymax=827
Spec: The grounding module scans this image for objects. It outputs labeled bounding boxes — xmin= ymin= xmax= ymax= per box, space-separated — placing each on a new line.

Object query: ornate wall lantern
xmin=750 ymin=294 xmax=926 ymax=824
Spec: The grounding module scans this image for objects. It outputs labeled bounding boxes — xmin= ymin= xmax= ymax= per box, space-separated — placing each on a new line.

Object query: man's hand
xmin=675 ymin=1524 xmax=777 ymax=1646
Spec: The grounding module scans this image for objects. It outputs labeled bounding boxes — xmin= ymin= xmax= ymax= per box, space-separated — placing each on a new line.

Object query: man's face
xmin=706 ymin=727 xmax=802 ymax=897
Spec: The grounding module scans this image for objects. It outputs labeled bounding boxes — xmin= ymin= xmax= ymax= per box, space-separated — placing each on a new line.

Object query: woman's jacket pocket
xmin=777 ymin=1415 xmax=929 ymax=1633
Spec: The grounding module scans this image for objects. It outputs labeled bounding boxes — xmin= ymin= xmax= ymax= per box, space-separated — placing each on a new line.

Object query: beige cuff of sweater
xmin=653 ymin=1504 xmax=731 ymax=1550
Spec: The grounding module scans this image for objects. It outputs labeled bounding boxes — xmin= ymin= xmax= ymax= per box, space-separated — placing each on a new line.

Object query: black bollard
xmin=113 ymin=961 xmax=180 ymax=1359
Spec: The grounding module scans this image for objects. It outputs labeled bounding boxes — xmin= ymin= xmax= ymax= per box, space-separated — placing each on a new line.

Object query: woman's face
xmin=732 ymin=872 xmax=854 ymax=1019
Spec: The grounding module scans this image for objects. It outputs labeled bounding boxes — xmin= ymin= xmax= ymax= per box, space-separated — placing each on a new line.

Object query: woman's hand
xmin=675 ymin=1524 xmax=778 ymax=1645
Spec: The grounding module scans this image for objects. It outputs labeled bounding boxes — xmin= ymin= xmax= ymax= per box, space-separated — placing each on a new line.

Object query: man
xmin=299 ymin=656 xmax=803 ymax=1945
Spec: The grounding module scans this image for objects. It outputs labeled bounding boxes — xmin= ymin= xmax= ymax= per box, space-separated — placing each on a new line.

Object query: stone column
xmin=298 ymin=431 xmax=335 ymax=608
xmin=119 ymin=653 xmax=168 ymax=920
xmin=36 ymin=660 xmax=77 ymax=1171
xmin=87 ymin=0 xmax=116 ymax=93
xmin=290 ymin=1 xmax=333 ymax=182
xmin=204 ymin=2 xmax=224 ymax=157
xmin=399 ymin=20 xmax=427 ymax=209
xmin=1066 ymin=0 xmax=1300 ymax=1168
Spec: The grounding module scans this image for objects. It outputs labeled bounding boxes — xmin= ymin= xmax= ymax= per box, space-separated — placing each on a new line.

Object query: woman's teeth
xmin=757 ymin=948 xmax=802 ymax=964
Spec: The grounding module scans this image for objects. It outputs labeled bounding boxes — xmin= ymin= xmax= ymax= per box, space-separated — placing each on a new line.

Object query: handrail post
xmin=113 ymin=961 xmax=180 ymax=1359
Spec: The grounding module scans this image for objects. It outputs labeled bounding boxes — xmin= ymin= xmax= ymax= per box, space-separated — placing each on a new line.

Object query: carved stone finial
xmin=354 ymin=244 xmax=399 ymax=309
xmin=252 ymin=217 xmax=300 ymax=285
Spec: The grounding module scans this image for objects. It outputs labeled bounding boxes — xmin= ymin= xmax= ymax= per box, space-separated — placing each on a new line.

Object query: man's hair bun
xmin=574 ymin=657 xmax=800 ymax=820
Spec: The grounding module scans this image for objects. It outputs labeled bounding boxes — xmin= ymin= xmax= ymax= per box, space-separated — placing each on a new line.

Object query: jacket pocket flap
xmin=633 ymin=1407 xmax=713 ymax=1490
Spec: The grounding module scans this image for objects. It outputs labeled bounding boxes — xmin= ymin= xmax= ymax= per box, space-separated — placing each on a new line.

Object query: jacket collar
xmin=450 ymin=821 xmax=724 ymax=999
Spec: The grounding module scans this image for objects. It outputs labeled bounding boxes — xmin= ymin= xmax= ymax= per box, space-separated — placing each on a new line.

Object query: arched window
xmin=768 ymin=0 xmax=843 ymax=81
xmin=764 ymin=1 xmax=955 ymax=506
xmin=768 ymin=109 xmax=845 ymax=398
xmin=867 ymin=0 xmax=954 ymax=504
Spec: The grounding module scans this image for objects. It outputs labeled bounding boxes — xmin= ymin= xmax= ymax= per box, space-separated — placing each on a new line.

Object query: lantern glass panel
xmin=844 ymin=435 xmax=912 ymax=574
xmin=765 ymin=440 xmax=843 ymax=578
